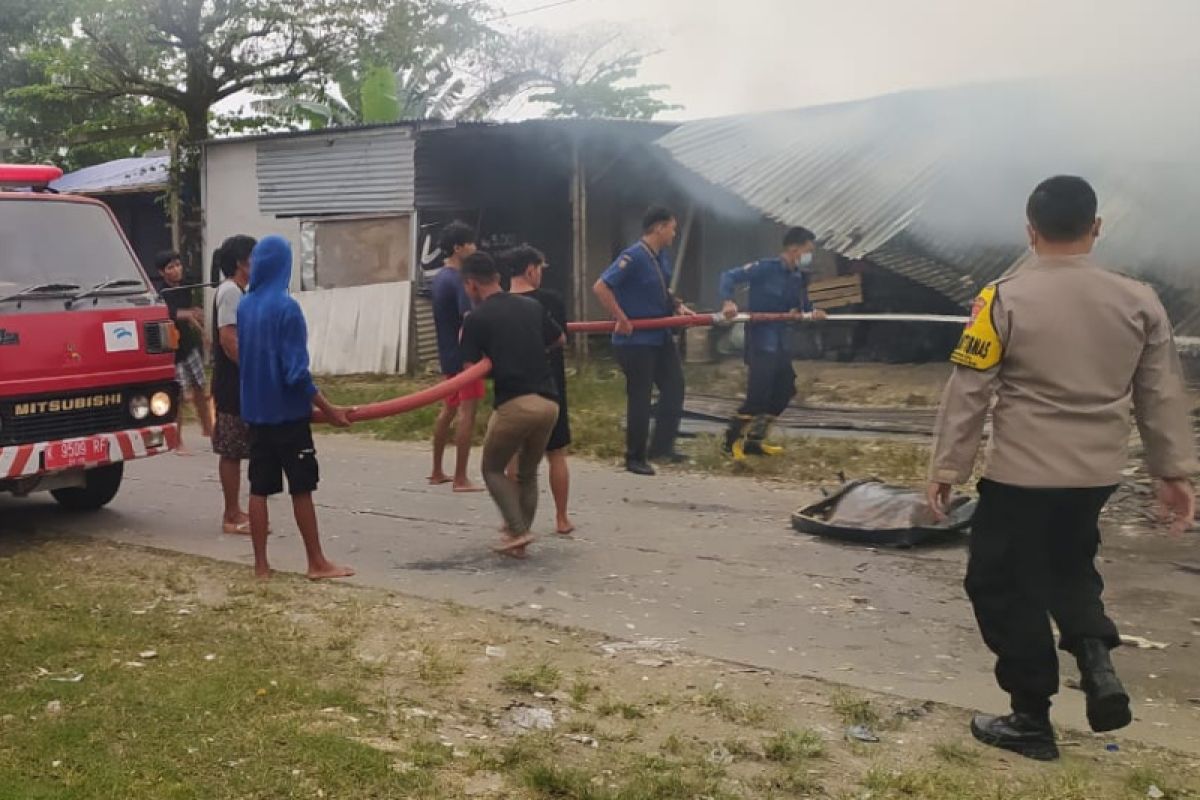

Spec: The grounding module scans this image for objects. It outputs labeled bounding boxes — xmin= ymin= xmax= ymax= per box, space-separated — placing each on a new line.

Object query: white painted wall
xmin=202 ymin=140 xmax=302 ymax=292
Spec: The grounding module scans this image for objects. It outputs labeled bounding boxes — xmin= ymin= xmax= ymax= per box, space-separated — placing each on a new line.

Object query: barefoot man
xmin=505 ymin=244 xmax=574 ymax=534
xmin=428 ymin=222 xmax=484 ymax=492
xmin=211 ymin=235 xmax=256 ymax=534
xmin=458 ymin=252 xmax=564 ymax=556
xmin=237 ymin=236 xmax=356 ymax=580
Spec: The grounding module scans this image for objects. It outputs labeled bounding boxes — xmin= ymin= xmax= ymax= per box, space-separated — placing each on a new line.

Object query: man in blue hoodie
xmin=238 ymin=236 xmax=356 ymax=581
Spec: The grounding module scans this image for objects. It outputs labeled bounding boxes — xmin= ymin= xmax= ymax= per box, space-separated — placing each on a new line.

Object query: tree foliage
xmin=0 ymin=0 xmax=680 ymax=272
xmin=7 ymin=0 xmax=368 ymax=274
xmin=500 ymin=26 xmax=679 ymax=120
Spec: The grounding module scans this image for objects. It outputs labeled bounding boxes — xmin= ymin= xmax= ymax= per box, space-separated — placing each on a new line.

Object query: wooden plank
xmin=810 ymin=286 xmax=861 ymax=298
xmin=809 ymin=275 xmax=862 ymax=291
xmin=810 ymin=288 xmax=864 ymax=303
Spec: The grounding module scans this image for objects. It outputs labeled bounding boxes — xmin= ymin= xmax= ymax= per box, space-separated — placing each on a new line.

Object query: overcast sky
xmin=494 ymin=0 xmax=1200 ymax=119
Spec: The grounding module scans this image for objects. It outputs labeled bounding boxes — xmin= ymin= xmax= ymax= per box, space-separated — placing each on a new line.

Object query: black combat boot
xmin=1074 ymin=639 xmax=1132 ymax=732
xmin=970 ymin=712 xmax=1059 ymax=761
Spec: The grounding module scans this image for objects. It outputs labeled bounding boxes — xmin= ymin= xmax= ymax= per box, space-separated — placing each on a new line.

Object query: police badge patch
xmin=950 ymin=285 xmax=1003 ymax=370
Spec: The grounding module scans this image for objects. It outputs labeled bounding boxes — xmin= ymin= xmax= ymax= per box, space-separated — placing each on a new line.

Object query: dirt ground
xmin=3 ymin=540 xmax=1198 ymax=799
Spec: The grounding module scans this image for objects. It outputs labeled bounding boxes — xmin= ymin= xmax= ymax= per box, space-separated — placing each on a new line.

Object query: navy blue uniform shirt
xmin=599 ymin=241 xmax=674 ymax=347
xmin=718 ymin=257 xmax=813 ymax=355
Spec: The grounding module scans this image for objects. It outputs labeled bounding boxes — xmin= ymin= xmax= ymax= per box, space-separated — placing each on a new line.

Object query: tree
xmin=254 ymin=0 xmax=526 ymax=126
xmin=255 ymin=14 xmax=679 ymax=127
xmin=499 ymin=26 xmax=680 ymax=120
xmin=18 ymin=0 xmax=366 ymax=276
xmin=0 ymin=0 xmax=170 ymax=169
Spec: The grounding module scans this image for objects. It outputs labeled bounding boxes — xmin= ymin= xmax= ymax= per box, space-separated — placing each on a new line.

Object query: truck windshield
xmin=0 ymin=199 xmax=150 ymax=297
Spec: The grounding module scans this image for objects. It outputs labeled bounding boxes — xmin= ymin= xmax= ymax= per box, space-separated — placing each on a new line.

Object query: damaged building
xmin=201 ymin=76 xmax=1200 ymax=373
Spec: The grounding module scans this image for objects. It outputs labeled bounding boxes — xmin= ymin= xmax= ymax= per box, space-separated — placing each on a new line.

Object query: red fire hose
xmin=313 ymin=311 xmax=967 ymax=423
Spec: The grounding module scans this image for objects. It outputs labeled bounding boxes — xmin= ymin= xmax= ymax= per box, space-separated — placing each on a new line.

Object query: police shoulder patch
xmin=617 ymin=254 xmax=632 ymax=269
xmin=950 ymin=284 xmax=1003 ymax=370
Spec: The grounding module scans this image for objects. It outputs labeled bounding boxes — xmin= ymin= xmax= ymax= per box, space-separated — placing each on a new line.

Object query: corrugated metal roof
xmin=256 ymin=127 xmax=415 ymax=216
xmin=205 ymin=117 xmax=674 ymax=148
xmin=655 ymin=77 xmax=1200 ymax=315
xmin=50 ymin=155 xmax=169 ymax=195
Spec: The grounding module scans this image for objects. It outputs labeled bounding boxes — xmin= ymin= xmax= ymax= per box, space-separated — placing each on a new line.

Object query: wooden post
xmin=571 ymin=141 xmax=589 ymax=359
xmin=670 ymin=203 xmax=696 ymax=297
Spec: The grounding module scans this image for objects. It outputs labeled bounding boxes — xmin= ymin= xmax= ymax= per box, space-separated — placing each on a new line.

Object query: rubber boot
xmin=1074 ymin=639 xmax=1132 ymax=732
xmin=743 ymin=415 xmax=784 ymax=456
xmin=723 ymin=415 xmax=752 ymax=461
xmin=970 ymin=712 xmax=1059 ymax=761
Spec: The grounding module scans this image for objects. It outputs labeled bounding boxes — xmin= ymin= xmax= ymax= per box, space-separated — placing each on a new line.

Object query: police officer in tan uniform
xmin=927 ymin=175 xmax=1196 ymax=761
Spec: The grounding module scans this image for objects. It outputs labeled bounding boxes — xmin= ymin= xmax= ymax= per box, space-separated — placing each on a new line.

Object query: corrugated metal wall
xmin=257 ymin=128 xmax=416 ymax=216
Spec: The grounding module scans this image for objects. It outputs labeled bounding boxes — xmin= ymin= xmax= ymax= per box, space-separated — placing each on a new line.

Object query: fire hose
xmin=313 ymin=311 xmax=969 ymax=423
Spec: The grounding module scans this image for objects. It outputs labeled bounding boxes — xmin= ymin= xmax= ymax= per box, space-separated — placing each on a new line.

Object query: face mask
xmin=798 ymin=252 xmax=814 ymax=268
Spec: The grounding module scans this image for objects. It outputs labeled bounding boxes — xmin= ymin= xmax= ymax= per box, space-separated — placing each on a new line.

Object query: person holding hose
xmin=593 ymin=207 xmax=695 ymax=477
xmin=459 ymin=252 xmax=565 ymax=557
xmin=718 ymin=226 xmax=826 ymax=460
xmin=927 ymin=176 xmax=1196 ymax=761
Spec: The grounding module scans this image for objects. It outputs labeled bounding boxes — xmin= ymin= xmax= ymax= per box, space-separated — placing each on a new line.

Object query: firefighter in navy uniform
xmin=593 ymin=207 xmax=696 ymax=477
xmin=718 ymin=227 xmax=826 ymax=460
xmin=928 ymin=176 xmax=1197 ymax=761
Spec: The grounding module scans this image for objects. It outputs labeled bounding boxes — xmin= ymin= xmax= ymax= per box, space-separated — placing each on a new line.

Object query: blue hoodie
xmin=237 ymin=236 xmax=318 ymax=425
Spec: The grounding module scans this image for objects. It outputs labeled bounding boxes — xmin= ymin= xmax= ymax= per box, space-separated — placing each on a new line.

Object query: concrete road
xmin=3 ymin=429 xmax=1198 ymax=752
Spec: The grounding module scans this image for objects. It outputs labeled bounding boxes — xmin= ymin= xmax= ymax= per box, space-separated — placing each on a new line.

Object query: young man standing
xmin=928 ymin=176 xmax=1196 ymax=760
xmin=237 ymin=235 xmax=356 ymax=581
xmin=718 ymin=227 xmax=827 ymax=460
xmin=459 ymin=252 xmax=564 ymax=557
xmin=156 ymin=250 xmax=213 ymax=451
xmin=593 ymin=207 xmax=695 ymax=476
xmin=211 ymin=235 xmax=256 ymax=534
xmin=506 ymin=245 xmax=574 ymax=534
xmin=428 ymin=221 xmax=484 ymax=492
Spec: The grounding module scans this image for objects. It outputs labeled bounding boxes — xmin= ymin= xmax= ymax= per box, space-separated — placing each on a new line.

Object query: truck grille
xmin=0 ymin=385 xmax=176 ymax=446
xmin=144 ymin=321 xmax=166 ymax=354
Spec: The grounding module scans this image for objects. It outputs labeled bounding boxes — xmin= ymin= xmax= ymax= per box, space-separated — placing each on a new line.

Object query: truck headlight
xmin=129 ymin=395 xmax=150 ymax=420
xmin=150 ymin=391 xmax=172 ymax=417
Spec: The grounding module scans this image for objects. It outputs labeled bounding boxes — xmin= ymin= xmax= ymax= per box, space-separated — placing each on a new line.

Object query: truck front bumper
xmin=0 ymin=422 xmax=179 ymax=481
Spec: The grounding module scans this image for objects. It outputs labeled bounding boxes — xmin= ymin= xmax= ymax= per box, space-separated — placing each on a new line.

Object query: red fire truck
xmin=0 ymin=164 xmax=180 ymax=510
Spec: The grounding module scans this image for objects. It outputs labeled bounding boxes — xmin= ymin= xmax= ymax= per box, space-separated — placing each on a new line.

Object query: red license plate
xmin=44 ymin=437 xmax=110 ymax=471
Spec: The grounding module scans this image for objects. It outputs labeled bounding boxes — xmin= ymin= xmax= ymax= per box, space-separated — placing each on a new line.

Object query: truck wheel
xmin=51 ymin=463 xmax=124 ymax=511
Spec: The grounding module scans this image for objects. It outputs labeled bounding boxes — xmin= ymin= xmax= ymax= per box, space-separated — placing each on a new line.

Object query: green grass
xmin=831 ymin=689 xmax=880 ymax=728
xmin=695 ymin=690 xmax=772 ymax=727
xmin=319 ymin=362 xmax=628 ymax=461
xmin=415 ymin=644 xmax=465 ymax=688
xmin=762 ymin=729 xmax=825 ymax=763
xmin=5 ymin=542 xmax=1198 ymax=800
xmin=316 ymin=363 xmax=934 ymax=484
xmin=499 ymin=662 xmax=563 ymax=695
xmin=0 ymin=547 xmax=435 ymax=798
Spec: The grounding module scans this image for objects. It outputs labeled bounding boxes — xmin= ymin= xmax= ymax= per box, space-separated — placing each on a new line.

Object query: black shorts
xmin=546 ymin=394 xmax=571 ymax=452
xmin=248 ymin=421 xmax=319 ymax=497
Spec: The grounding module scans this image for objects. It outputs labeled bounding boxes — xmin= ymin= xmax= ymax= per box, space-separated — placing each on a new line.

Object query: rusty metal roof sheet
xmin=655 ymin=78 xmax=1200 ymax=320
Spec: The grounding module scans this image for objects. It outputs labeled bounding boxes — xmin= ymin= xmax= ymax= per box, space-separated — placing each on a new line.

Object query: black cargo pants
xmin=965 ymin=479 xmax=1120 ymax=716
xmin=614 ymin=339 xmax=685 ymax=463
xmin=737 ymin=348 xmax=797 ymax=418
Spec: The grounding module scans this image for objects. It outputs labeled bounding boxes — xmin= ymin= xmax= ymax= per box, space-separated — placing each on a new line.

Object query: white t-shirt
xmin=215 ymin=279 xmax=243 ymax=329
